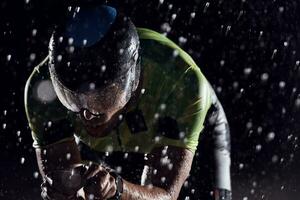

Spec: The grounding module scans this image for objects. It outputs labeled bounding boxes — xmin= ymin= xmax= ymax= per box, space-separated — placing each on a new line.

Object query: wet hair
xmin=48 ymin=5 xmax=140 ymax=93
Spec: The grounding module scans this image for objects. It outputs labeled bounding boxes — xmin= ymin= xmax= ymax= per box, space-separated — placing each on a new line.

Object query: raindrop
xmin=32 ymin=29 xmax=37 ymax=36
xmin=36 ymin=80 xmax=57 ymax=102
xmin=161 ymin=23 xmax=171 ymax=33
xmin=179 ymin=36 xmax=187 ymax=44
xmin=255 ymin=144 xmax=262 ymax=152
xmin=272 ymin=155 xmax=279 ymax=163
xmin=7 ymin=54 xmax=11 ymax=61
xmin=279 ymin=6 xmax=284 ymax=13
xmin=258 ymin=31 xmax=263 ymax=40
xmin=47 ymin=121 xmax=52 ymax=128
xmin=124 ymin=152 xmax=128 ymax=159
xmin=239 ymin=163 xmax=244 ymax=169
xmin=116 ymin=166 xmax=122 ymax=173
xmin=33 ymin=172 xmax=39 ymax=179
xmin=271 ymin=49 xmax=277 ymax=59
xmin=68 ymin=37 xmax=74 ymax=45
xmin=295 ymin=98 xmax=300 ymax=108
xmin=141 ymin=88 xmax=146 ymax=94
xmin=171 ymin=14 xmax=177 ymax=21
xmin=225 ymin=25 xmax=231 ymax=35
xmin=89 ymin=83 xmax=96 ymax=90
xmin=101 ymin=65 xmax=106 ymax=72
xmin=173 ymin=50 xmax=179 ymax=57
xmin=220 ymin=60 xmax=225 ymax=66
xmin=17 ymin=130 xmax=21 ymax=136
xmin=20 ymin=157 xmax=25 ymax=164
xmin=203 ymin=2 xmax=210 ymax=13
xmin=244 ymin=67 xmax=252 ymax=75
xmin=190 ymin=12 xmax=196 ymax=18
xmin=160 ymin=104 xmax=166 ymax=110
xmin=66 ymin=153 xmax=71 ymax=160
xmin=266 ymin=132 xmax=275 ymax=142
xmin=279 ymin=81 xmax=286 ymax=88
xmin=3 ymin=123 xmax=6 ymax=129
xmin=260 ymin=73 xmax=269 ymax=82
xmin=57 ymin=55 xmax=62 ymax=62
xmin=29 ymin=53 xmax=36 ymax=61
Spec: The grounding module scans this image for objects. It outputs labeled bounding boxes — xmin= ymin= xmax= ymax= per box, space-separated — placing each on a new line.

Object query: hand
xmin=41 ymin=165 xmax=87 ymax=200
xmin=82 ymin=163 xmax=117 ymax=200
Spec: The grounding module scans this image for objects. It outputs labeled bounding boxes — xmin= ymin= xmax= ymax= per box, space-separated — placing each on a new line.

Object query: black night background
xmin=0 ymin=0 xmax=299 ymax=199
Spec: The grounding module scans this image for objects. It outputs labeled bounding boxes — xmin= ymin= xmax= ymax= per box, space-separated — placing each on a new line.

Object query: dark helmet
xmin=48 ymin=5 xmax=140 ymax=113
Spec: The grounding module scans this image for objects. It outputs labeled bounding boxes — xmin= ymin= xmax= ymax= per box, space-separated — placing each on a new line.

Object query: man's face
xmin=76 ymin=84 xmax=128 ymax=137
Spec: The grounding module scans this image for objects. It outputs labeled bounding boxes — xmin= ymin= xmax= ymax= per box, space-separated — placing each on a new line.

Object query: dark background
xmin=0 ymin=0 xmax=300 ymax=199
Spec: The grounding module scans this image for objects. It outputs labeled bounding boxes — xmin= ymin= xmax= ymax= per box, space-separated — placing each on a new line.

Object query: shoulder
xmin=24 ymin=56 xmax=73 ymax=147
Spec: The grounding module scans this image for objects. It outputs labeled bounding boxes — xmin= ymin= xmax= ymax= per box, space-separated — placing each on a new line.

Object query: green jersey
xmin=24 ymin=28 xmax=213 ymax=154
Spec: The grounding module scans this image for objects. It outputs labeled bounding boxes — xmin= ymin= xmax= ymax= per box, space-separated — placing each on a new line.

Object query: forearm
xmin=35 ymin=138 xmax=82 ymax=177
xmin=121 ymin=180 xmax=172 ymax=200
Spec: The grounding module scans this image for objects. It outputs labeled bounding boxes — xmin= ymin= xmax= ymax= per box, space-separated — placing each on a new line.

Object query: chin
xmin=84 ymin=123 xmax=111 ymax=138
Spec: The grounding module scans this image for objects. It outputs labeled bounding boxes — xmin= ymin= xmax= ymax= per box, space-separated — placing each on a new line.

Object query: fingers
xmin=83 ymin=166 xmax=116 ymax=199
xmin=82 ymin=163 xmax=103 ymax=180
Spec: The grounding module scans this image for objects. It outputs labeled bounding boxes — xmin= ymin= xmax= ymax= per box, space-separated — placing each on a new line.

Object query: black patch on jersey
xmin=43 ymin=119 xmax=74 ymax=145
xmin=157 ymin=116 xmax=180 ymax=139
xmin=125 ymin=109 xmax=148 ymax=134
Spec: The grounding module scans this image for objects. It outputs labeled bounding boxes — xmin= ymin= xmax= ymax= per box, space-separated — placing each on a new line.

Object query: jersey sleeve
xmin=24 ymin=63 xmax=75 ymax=148
xmin=153 ymin=67 xmax=212 ymax=153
